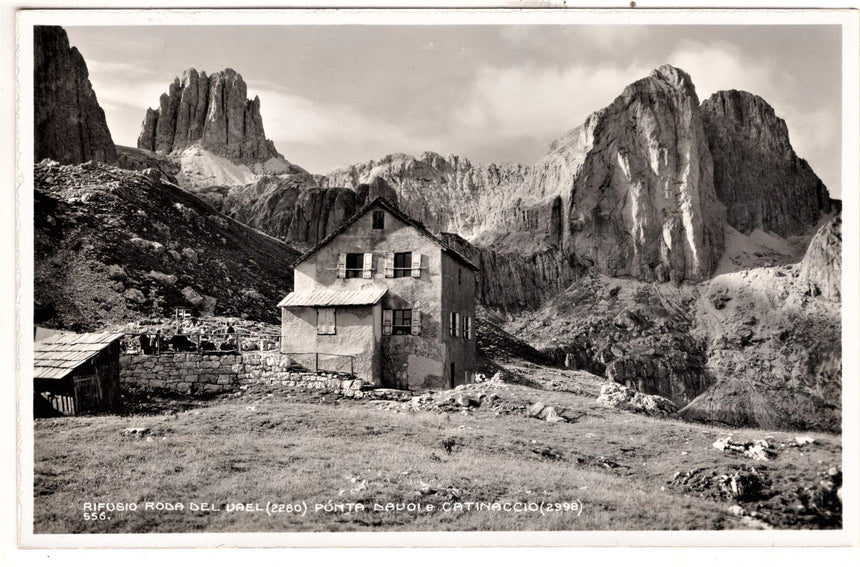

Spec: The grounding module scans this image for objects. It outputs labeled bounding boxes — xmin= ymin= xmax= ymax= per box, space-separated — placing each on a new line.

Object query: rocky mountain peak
xmin=34 ymin=26 xmax=118 ymax=165
xmin=615 ymin=64 xmax=699 ymax=106
xmin=137 ymin=68 xmax=282 ymax=165
xmin=533 ymin=64 xmax=724 ymax=283
xmin=650 ymin=64 xmax=697 ymax=93
xmin=701 ymin=89 xmax=835 ymax=236
xmin=703 ymin=90 xmax=792 ymax=155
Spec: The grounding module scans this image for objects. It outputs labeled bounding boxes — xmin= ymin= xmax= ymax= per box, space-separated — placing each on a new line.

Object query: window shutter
xmin=465 ymin=316 xmax=472 ymax=339
xmin=363 ymin=253 xmax=373 ymax=279
xmin=411 ymin=251 xmax=421 ymax=278
xmin=337 ymin=253 xmax=346 ymax=279
xmin=384 ymin=252 xmax=394 ymax=278
xmin=455 ymin=313 xmax=461 ymax=337
xmin=382 ymin=309 xmax=393 ymax=336
xmin=411 ymin=310 xmax=421 ymax=335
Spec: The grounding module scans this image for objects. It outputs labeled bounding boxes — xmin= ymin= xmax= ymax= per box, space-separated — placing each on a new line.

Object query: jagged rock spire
xmin=137 ymin=68 xmax=282 ymax=164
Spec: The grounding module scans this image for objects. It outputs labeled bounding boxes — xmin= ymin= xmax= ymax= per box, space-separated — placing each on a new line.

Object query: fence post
xmin=315 ymin=352 xmax=319 ymax=372
xmin=350 ymin=356 xmax=354 ymax=376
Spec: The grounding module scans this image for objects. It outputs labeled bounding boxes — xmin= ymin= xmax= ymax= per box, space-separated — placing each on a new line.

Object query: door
xmin=449 ymin=362 xmax=455 ymax=389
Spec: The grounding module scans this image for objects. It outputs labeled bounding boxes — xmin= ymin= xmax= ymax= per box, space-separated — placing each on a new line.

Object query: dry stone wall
xmin=119 ymin=352 xmax=365 ymax=396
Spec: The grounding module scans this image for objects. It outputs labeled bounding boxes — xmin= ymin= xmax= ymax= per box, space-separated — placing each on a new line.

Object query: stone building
xmin=278 ymin=197 xmax=478 ymax=390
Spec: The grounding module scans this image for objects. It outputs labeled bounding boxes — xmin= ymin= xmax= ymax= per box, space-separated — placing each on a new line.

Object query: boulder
xmin=596 ymin=382 xmax=677 ymax=417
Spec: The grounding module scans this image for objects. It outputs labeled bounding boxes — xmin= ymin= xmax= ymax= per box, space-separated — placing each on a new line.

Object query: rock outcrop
xmin=701 ymin=90 xmax=835 ymax=236
xmin=799 ymin=214 xmax=842 ymax=301
xmin=34 ymin=26 xmax=118 ymax=165
xmin=137 ymin=68 xmax=282 ymax=165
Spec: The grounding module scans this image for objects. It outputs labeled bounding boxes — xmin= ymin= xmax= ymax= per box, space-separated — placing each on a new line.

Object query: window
xmin=383 ymin=309 xmax=422 ymax=336
xmin=317 ymin=308 xmax=336 ymax=335
xmin=385 ymin=251 xmax=422 ymax=278
xmin=393 ymin=252 xmax=412 ymax=278
xmin=463 ymin=315 xmax=472 ymax=340
xmin=339 ymin=253 xmax=372 ymax=279
xmin=372 ymin=211 xmax=385 ymax=229
xmin=449 ymin=312 xmax=460 ymax=338
xmin=392 ymin=309 xmax=412 ymax=335
xmin=345 ymin=253 xmax=363 ymax=278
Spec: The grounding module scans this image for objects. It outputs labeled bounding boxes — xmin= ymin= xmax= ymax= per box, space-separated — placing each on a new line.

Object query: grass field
xmin=33 ymin=364 xmax=842 ymax=533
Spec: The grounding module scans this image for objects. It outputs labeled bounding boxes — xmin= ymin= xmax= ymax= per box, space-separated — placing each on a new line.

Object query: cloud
xmin=449 ymin=61 xmax=652 ymax=152
xmin=249 ymin=87 xmax=430 ymax=173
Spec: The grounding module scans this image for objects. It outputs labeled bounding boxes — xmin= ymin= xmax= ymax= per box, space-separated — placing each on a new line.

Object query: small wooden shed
xmin=33 ymin=331 xmax=124 ymax=417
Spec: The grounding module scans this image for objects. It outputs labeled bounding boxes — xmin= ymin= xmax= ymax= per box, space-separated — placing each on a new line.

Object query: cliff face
xmin=137 ymin=68 xmax=282 ymax=165
xmin=324 ymin=152 xmax=528 ymax=239
xmin=34 ymin=26 xmax=118 ymax=165
xmin=542 ymin=65 xmax=726 ymax=283
xmin=701 ymin=90 xmax=835 ymax=236
xmin=216 ymin=175 xmax=397 ymax=250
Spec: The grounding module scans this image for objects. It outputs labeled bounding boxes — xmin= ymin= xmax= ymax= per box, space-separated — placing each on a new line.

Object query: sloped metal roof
xmin=277 ymin=287 xmax=387 ymax=308
xmin=34 ymin=331 xmax=124 ymax=380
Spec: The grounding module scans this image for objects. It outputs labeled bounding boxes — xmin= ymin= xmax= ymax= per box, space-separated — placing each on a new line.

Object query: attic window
xmin=372 ymin=211 xmax=385 ymax=229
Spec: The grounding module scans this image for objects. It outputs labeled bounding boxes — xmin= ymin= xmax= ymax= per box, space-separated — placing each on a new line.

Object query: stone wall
xmin=118 ymin=352 xmax=365 ymax=396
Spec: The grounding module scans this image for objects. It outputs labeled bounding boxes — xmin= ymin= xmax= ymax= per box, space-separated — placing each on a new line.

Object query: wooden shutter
xmin=337 ymin=253 xmax=346 ymax=279
xmin=317 ymin=308 xmax=336 ymax=335
xmin=384 ymin=252 xmax=394 ymax=278
xmin=411 ymin=310 xmax=421 ymax=335
xmin=363 ymin=253 xmax=373 ymax=279
xmin=382 ymin=309 xmax=393 ymax=336
xmin=411 ymin=251 xmax=421 ymax=278
xmin=455 ymin=313 xmax=461 ymax=337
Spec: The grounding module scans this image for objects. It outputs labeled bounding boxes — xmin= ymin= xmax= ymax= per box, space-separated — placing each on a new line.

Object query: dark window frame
xmin=449 ymin=311 xmax=460 ymax=338
xmin=345 ymin=253 xmax=364 ymax=278
xmin=392 ymin=308 xmax=412 ymax=335
xmin=372 ymin=211 xmax=385 ymax=229
xmin=393 ymin=251 xmax=412 ymax=278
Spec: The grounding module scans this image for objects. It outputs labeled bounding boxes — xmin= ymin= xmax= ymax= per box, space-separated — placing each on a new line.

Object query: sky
xmin=65 ymin=24 xmax=843 ymax=197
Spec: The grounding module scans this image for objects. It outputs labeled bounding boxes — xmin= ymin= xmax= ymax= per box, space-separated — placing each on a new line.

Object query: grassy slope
xmin=34 ymin=365 xmax=841 ymax=533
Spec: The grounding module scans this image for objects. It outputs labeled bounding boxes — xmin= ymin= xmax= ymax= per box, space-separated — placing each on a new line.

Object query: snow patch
xmin=177 ymin=146 xmax=260 ymax=188
xmin=715 ymin=224 xmax=803 ymax=275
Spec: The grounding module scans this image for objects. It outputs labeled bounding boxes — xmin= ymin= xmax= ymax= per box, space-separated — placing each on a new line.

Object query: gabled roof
xmin=278 ymin=287 xmax=387 ymax=308
xmin=292 ymin=197 xmax=479 ymax=271
xmin=34 ymin=331 xmax=124 ymax=380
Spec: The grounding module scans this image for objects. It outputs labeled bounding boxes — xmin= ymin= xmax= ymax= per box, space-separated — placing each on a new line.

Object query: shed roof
xmin=277 ymin=287 xmax=388 ymax=308
xmin=34 ymin=331 xmax=124 ymax=380
xmin=292 ymin=197 xmax=479 ymax=272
